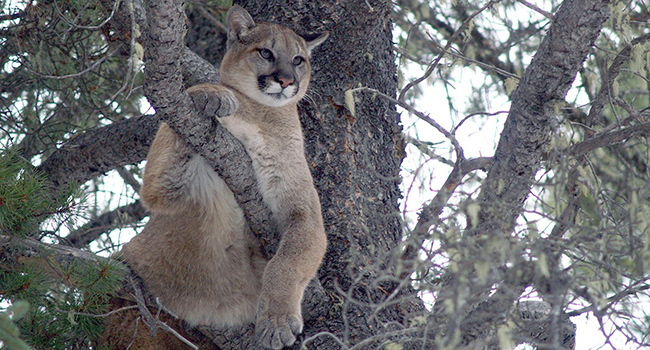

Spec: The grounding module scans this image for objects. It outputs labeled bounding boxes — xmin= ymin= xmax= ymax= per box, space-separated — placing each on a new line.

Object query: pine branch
xmin=1 ymin=232 xmax=330 ymax=350
xmin=1 ymin=234 xmax=212 ymax=348
xmin=0 ymin=234 xmax=126 ymax=274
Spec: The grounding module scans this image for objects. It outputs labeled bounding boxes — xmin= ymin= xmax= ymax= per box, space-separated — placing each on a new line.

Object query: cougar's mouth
xmin=258 ymin=75 xmax=298 ymax=100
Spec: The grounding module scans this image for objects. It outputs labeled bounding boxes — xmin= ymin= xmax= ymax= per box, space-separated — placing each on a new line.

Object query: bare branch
xmin=394 ymin=45 xmax=521 ymax=80
xmin=404 ymin=134 xmax=454 ymax=167
xmin=23 ymin=49 xmax=116 ymax=80
xmin=394 ymin=0 xmax=520 ymax=84
xmin=129 ymin=276 xmax=199 ymax=350
xmin=567 ymin=122 xmax=650 ymax=158
xmin=397 ymin=0 xmax=503 ymax=102
xmin=586 ymin=33 xmax=650 ymax=127
xmin=516 ymin=0 xmax=554 ymax=19
xmin=64 ymin=201 xmax=148 ymax=248
xmin=350 ymin=86 xmax=463 ymax=159
xmin=116 ymin=166 xmax=141 ymax=193
xmin=58 ymin=0 xmax=122 ymax=30
xmin=402 ymin=156 xmax=492 ymax=267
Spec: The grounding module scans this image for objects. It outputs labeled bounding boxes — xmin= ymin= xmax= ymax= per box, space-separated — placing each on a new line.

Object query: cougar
xmin=102 ymin=5 xmax=328 ymax=349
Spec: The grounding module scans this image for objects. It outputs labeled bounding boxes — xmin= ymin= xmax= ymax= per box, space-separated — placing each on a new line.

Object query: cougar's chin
xmin=247 ymin=91 xmax=291 ymax=107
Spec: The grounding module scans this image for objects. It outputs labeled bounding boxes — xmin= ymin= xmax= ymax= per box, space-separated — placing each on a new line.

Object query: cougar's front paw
xmin=255 ymin=298 xmax=303 ymax=349
xmin=256 ymin=314 xmax=303 ymax=349
xmin=187 ymin=85 xmax=239 ymax=118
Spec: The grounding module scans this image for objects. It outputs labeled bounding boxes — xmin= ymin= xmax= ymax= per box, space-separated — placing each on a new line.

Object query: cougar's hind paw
xmin=255 ymin=313 xmax=303 ymax=349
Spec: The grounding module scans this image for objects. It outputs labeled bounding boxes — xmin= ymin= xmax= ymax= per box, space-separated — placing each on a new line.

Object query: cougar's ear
xmin=226 ymin=5 xmax=256 ymax=47
xmin=303 ymin=32 xmax=329 ymax=56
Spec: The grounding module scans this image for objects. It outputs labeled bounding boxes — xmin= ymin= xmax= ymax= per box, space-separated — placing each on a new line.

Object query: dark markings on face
xmin=257 ymin=74 xmax=270 ymax=92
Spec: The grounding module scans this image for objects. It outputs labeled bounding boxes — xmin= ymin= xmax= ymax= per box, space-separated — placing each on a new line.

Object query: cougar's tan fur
xmin=103 ymin=5 xmax=328 ymax=349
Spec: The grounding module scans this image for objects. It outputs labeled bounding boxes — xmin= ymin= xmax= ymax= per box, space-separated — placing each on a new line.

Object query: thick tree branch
xmin=180 ymin=46 xmax=221 ymax=86
xmin=37 ymin=114 xmax=162 ymax=193
xmin=476 ymin=0 xmax=611 ymax=238
xmin=567 ymin=121 xmax=650 ymax=158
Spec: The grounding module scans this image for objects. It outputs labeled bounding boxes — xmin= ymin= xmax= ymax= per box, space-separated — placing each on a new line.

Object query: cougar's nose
xmin=278 ymin=77 xmax=294 ymax=88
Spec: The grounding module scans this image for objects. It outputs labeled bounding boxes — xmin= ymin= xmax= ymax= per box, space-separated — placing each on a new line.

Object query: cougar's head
xmin=219 ymin=5 xmax=328 ymax=107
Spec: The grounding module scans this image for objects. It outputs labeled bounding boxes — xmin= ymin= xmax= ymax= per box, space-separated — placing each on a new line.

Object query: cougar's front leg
xmin=255 ymin=189 xmax=326 ymax=349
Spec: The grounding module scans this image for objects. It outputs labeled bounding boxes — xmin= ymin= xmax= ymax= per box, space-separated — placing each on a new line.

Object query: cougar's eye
xmin=258 ymin=48 xmax=274 ymax=61
xmin=292 ymin=56 xmax=305 ymax=66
